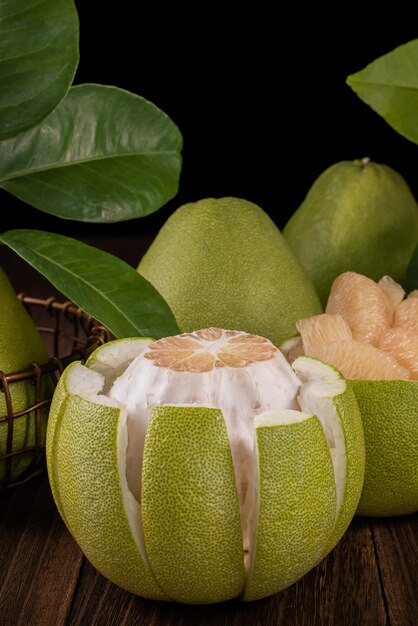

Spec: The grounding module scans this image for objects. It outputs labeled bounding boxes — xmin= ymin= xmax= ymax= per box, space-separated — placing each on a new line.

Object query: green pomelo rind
xmin=141 ymin=405 xmax=245 ymax=604
xmin=322 ymin=383 xmax=365 ymax=552
xmin=0 ymin=267 xmax=50 ymax=482
xmin=45 ymin=365 xmax=168 ymax=600
xmin=45 ymin=363 xmax=73 ymax=525
xmin=283 ymin=160 xmax=418 ymax=305
xmin=243 ymin=414 xmax=336 ymax=601
xmin=137 ymin=197 xmax=322 ymax=347
xmin=292 ymin=357 xmax=365 ymax=554
xmin=85 ymin=337 xmax=154 ymax=392
xmin=350 ymin=379 xmax=418 ymax=516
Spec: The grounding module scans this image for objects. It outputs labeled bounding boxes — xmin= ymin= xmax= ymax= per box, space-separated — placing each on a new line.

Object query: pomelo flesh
xmin=137 ymin=197 xmax=322 ymax=347
xmin=288 ymin=271 xmax=418 ymax=516
xmin=46 ymin=328 xmax=364 ymax=603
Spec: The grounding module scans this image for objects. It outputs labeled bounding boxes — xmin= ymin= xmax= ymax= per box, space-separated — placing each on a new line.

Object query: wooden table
xmin=0 ymin=236 xmax=417 ymax=626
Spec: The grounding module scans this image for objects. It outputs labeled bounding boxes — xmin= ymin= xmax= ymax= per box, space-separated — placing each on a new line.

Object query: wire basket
xmin=0 ymin=295 xmax=112 ymax=489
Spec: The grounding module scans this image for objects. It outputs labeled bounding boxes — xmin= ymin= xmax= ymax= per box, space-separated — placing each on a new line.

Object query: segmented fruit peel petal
xmin=46 ymin=363 xmax=168 ymax=599
xmin=141 ymin=405 xmax=245 ymax=603
xmin=292 ymin=356 xmax=365 ymax=553
xmin=243 ymin=410 xmax=336 ymax=601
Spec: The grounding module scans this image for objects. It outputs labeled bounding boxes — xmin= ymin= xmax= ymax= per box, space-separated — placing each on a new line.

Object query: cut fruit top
xmin=144 ymin=328 xmax=277 ymax=371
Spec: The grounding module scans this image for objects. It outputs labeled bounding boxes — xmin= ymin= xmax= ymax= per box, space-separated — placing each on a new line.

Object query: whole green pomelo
xmin=283 ymin=158 xmax=418 ymax=306
xmin=0 ymin=267 xmax=50 ymax=483
xmin=137 ymin=197 xmax=322 ymax=347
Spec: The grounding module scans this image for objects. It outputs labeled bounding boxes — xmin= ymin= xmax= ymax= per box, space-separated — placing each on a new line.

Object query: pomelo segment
xmin=378 ymin=327 xmax=418 ymax=380
xmin=296 ymin=314 xmax=352 ymax=358
xmin=141 ymin=405 xmax=245 ymax=604
xmin=326 ymin=272 xmax=391 ymax=344
xmin=351 ymin=379 xmax=418 ymax=516
xmin=314 ymin=340 xmax=409 ymax=381
xmin=394 ymin=295 xmax=418 ymax=334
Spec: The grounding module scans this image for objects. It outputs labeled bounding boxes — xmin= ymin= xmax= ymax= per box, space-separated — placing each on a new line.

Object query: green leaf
xmin=406 ymin=244 xmax=418 ymax=292
xmin=0 ymin=229 xmax=180 ymax=339
xmin=347 ymin=39 xmax=418 ymax=144
xmin=0 ymin=0 xmax=79 ymax=140
xmin=0 ymin=84 xmax=183 ymax=222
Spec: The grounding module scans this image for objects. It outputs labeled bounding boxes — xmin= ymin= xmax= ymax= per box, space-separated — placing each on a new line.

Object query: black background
xmin=2 ymin=4 xmax=418 ymax=236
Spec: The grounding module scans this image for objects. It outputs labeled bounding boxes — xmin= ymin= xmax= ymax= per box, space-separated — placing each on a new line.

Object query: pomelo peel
xmin=283 ymin=159 xmax=418 ymax=305
xmin=287 ymin=271 xmax=418 ymax=516
xmin=137 ymin=197 xmax=322 ymax=347
xmin=0 ymin=267 xmax=51 ymax=483
xmin=47 ymin=329 xmax=364 ymax=603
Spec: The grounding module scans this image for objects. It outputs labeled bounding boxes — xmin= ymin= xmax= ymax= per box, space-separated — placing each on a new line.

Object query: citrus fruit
xmin=137 ymin=197 xmax=322 ymax=348
xmin=283 ymin=158 xmax=418 ymax=305
xmin=326 ymin=272 xmax=392 ymax=344
xmin=287 ymin=271 xmax=418 ymax=516
xmin=46 ymin=327 xmax=364 ymax=603
xmin=0 ymin=267 xmax=50 ymax=483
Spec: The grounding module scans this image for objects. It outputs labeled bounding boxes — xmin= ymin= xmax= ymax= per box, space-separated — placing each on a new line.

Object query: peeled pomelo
xmin=326 ymin=272 xmax=392 ymax=344
xmin=296 ymin=314 xmax=352 ymax=359
xmin=0 ymin=267 xmax=50 ymax=483
xmin=137 ymin=197 xmax=322 ymax=348
xmin=283 ymin=158 xmax=418 ymax=305
xmin=46 ymin=327 xmax=364 ymax=603
xmin=289 ymin=271 xmax=418 ymax=516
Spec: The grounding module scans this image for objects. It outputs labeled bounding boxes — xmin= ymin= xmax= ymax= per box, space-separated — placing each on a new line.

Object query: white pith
xmin=67 ymin=332 xmax=348 ymax=580
xmin=293 ymin=357 xmax=347 ymax=518
xmin=108 ymin=331 xmax=301 ymax=553
xmin=65 ymin=363 xmax=149 ymax=565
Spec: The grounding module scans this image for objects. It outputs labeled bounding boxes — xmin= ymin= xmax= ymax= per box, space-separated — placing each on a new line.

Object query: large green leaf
xmin=406 ymin=244 xmax=418 ymax=292
xmin=0 ymin=84 xmax=183 ymax=222
xmin=0 ymin=230 xmax=180 ymax=339
xmin=0 ymin=0 xmax=79 ymax=140
xmin=347 ymin=39 xmax=418 ymax=144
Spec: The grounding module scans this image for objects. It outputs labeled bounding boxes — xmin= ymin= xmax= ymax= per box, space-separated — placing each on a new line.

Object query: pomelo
xmin=283 ymin=159 xmax=418 ymax=305
xmin=285 ymin=271 xmax=418 ymax=516
xmin=137 ymin=197 xmax=322 ymax=347
xmin=46 ymin=327 xmax=364 ymax=603
xmin=0 ymin=267 xmax=50 ymax=483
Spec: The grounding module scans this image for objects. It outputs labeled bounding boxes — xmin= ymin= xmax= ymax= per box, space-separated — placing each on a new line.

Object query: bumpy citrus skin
xmin=243 ymin=414 xmax=336 ymax=601
xmin=46 ymin=363 xmax=168 ymax=600
xmin=0 ymin=267 xmax=50 ymax=482
xmin=283 ymin=160 xmax=418 ymax=305
xmin=46 ymin=336 xmax=365 ymax=604
xmin=350 ymin=380 xmax=418 ymax=516
xmin=142 ymin=406 xmax=245 ymax=604
xmin=137 ymin=197 xmax=322 ymax=347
